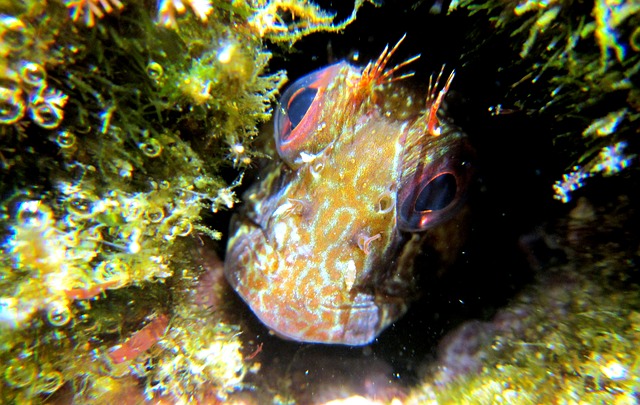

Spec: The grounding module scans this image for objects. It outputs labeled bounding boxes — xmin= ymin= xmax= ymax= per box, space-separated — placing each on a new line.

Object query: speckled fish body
xmin=225 ymin=40 xmax=474 ymax=345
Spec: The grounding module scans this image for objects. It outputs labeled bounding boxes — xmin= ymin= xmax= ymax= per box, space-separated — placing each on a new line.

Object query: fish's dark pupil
xmin=287 ymin=87 xmax=317 ymax=131
xmin=415 ymin=173 xmax=457 ymax=212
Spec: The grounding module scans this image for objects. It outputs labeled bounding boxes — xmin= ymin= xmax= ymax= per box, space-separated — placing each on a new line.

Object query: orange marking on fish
xmin=225 ymin=37 xmax=474 ymax=345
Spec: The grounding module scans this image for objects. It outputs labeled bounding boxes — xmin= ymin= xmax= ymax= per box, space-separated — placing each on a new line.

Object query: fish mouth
xmin=268 ymin=295 xmax=385 ymax=345
xmin=224 ymin=217 xmax=383 ymax=345
xmin=224 ymin=214 xmax=408 ymax=345
xmin=223 ymin=214 xmax=266 ymax=291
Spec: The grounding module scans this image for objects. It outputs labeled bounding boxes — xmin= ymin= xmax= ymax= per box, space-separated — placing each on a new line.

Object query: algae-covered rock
xmin=406 ymin=196 xmax=640 ymax=404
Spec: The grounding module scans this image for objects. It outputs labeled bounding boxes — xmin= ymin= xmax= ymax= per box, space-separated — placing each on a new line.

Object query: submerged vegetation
xmin=0 ymin=0 xmax=374 ymax=402
xmin=451 ymin=0 xmax=638 ymax=203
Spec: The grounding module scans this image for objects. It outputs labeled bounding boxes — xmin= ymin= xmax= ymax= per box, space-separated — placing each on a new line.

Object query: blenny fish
xmin=225 ymin=37 xmax=473 ymax=345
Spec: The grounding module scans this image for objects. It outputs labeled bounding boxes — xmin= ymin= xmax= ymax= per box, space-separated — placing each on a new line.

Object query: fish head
xmin=225 ymin=40 xmax=474 ymax=345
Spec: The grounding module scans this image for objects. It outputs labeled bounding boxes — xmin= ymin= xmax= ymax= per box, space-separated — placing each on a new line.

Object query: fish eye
xmin=286 ymin=87 xmax=318 ymax=134
xmin=397 ymin=138 xmax=474 ymax=232
xmin=274 ymin=63 xmax=344 ymax=165
xmin=414 ymin=173 xmax=457 ymax=212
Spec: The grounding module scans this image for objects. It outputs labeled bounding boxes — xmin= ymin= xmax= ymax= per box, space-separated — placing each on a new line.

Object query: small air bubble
xmin=146 ymin=207 xmax=165 ymax=223
xmin=56 ymin=131 xmax=76 ymax=148
xmin=171 ymin=219 xmax=192 ymax=237
xmin=146 ymin=62 xmax=164 ymax=82
xmin=30 ymin=103 xmax=62 ymax=129
xmin=36 ymin=370 xmax=64 ymax=394
xmin=139 ymin=138 xmax=162 ymax=157
xmin=19 ymin=62 xmax=46 ymax=87
xmin=46 ymin=302 xmax=72 ymax=327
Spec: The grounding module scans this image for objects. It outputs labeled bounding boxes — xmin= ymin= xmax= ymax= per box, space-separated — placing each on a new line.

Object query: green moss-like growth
xmin=450 ymin=0 xmax=638 ymax=203
xmin=407 ymin=196 xmax=640 ymax=403
xmin=0 ymin=0 xmax=374 ymax=402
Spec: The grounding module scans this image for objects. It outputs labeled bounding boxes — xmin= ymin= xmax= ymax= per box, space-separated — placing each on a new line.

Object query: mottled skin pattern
xmin=225 ymin=39 xmax=473 ymax=345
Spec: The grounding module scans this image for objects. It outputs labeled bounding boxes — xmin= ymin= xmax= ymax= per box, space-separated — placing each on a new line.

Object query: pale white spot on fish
xmin=345 ymin=259 xmax=357 ymax=290
xmin=272 ymin=200 xmax=294 ymax=218
xmin=297 ymin=244 xmax=313 ymax=258
xmin=310 ymin=161 xmax=324 ymax=179
xmin=274 ymin=221 xmax=288 ymax=247
xmin=289 ymin=222 xmax=301 ymax=243
xmin=299 ymin=151 xmax=317 ymax=163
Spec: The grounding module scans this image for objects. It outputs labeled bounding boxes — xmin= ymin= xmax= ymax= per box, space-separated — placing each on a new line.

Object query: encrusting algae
xmin=0 ymin=0 xmax=376 ymax=403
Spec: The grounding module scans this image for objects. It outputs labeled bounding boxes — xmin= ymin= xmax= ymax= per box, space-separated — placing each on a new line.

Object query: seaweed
xmin=0 ymin=0 xmax=374 ymax=402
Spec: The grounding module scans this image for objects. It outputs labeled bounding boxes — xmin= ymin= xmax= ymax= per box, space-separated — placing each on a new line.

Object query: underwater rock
xmin=407 ymin=195 xmax=640 ymax=403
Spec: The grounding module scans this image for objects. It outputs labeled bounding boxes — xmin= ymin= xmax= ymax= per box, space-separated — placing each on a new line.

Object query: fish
xmin=224 ymin=37 xmax=474 ymax=345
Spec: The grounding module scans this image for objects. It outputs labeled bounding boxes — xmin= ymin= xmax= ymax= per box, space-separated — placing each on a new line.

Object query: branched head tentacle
xmin=356 ymin=34 xmax=421 ymax=104
xmin=400 ymin=65 xmax=456 ymax=183
xmin=426 ymin=65 xmax=455 ymax=136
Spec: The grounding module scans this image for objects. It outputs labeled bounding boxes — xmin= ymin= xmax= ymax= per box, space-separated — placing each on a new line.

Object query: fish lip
xmin=277 ymin=296 xmax=383 ymax=345
xmin=224 ymin=217 xmax=267 ymax=290
xmin=224 ymin=222 xmax=386 ymax=345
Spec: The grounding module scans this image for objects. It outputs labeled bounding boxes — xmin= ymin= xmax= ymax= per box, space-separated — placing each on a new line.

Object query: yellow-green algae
xmin=406 ymin=196 xmax=640 ymax=404
xmin=0 ymin=0 xmax=375 ymax=403
xmin=450 ymin=0 xmax=638 ymax=203
xmin=397 ymin=2 xmax=640 ymax=403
